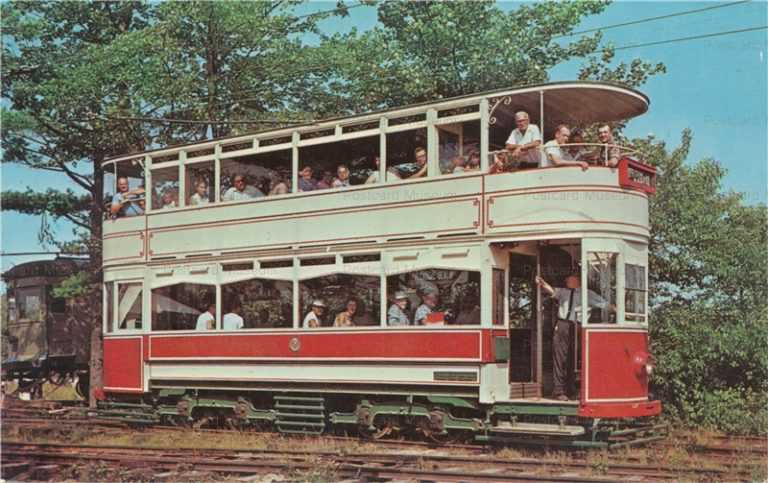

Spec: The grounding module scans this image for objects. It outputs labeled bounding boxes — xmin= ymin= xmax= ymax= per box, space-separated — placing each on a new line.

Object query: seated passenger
xmin=465 ymin=150 xmax=481 ymax=171
xmin=543 ymin=125 xmax=589 ymax=170
xmin=489 ymin=151 xmax=511 ymax=174
xmin=505 ymin=111 xmax=542 ymax=166
xmin=409 ymin=147 xmax=429 ymax=179
xmin=189 ymin=180 xmax=210 ymax=206
xmin=333 ymin=298 xmax=357 ymax=327
xmin=298 ymin=166 xmax=317 ymax=192
xmin=160 ymin=188 xmax=178 ymax=209
xmin=316 ymin=170 xmax=334 ymax=189
xmin=387 ymin=291 xmax=411 ymax=326
xmin=222 ymin=174 xmax=265 ymax=201
xmin=303 ymin=299 xmax=326 ymax=328
xmin=223 ymin=301 xmax=244 ymax=330
xmin=332 ymin=165 xmax=351 ymax=188
xmin=414 ymin=291 xmax=439 ymax=325
xmin=365 ymin=157 xmax=381 ymax=184
xmin=269 ymin=171 xmax=290 ymax=196
xmin=451 ymin=155 xmax=466 ymax=173
xmin=195 ymin=303 xmax=216 ymax=330
xmin=111 ymin=176 xmax=145 ymax=218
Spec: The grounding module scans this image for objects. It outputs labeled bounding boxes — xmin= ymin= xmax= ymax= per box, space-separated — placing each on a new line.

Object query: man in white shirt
xmin=195 ymin=303 xmax=216 ymax=331
xmin=543 ymin=125 xmax=589 ymax=170
xmin=222 ymin=174 xmax=264 ymax=201
xmin=505 ymin=111 xmax=542 ymax=166
xmin=536 ymin=274 xmax=615 ymax=400
xmin=223 ymin=301 xmax=245 ymax=330
xmin=303 ymin=299 xmax=326 ymax=328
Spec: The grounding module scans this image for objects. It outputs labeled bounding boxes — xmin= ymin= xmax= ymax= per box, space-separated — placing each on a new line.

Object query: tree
xmin=633 ymin=131 xmax=768 ymax=433
xmin=1 ymin=0 xmax=341 ymax=404
xmin=318 ymin=0 xmax=663 ymax=111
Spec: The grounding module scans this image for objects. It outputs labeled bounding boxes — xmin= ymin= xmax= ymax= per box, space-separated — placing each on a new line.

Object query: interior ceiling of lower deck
xmin=493 ymin=87 xmax=648 ymax=133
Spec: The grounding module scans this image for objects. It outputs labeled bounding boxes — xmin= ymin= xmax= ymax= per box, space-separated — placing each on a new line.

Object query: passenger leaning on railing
xmin=111 ymin=176 xmax=145 ymax=218
xmin=505 ymin=111 xmax=542 ymax=167
xmin=543 ymin=125 xmax=589 ymax=171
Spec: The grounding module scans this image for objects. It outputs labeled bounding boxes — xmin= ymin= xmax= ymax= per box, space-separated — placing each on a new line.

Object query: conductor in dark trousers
xmin=535 ymin=273 xmax=615 ymax=401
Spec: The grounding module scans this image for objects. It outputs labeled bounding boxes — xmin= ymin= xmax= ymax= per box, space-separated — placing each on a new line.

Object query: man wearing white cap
xmin=303 ymin=299 xmax=326 ymax=328
xmin=387 ymin=291 xmax=411 ymax=326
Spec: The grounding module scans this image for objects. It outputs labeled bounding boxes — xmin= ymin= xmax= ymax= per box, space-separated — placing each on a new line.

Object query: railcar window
xmin=117 ymin=283 xmax=143 ymax=330
xmin=152 ymin=166 xmax=179 ymax=210
xmin=508 ymin=254 xmax=537 ymax=329
xmin=103 ymin=162 xmax=117 ymax=219
xmin=586 ymin=252 xmax=617 ymax=323
xmin=186 ymin=161 xmax=215 ymax=206
xmin=221 ymin=279 xmax=293 ymax=329
xmin=386 ymin=128 xmax=428 ymax=181
xmin=299 ymin=274 xmax=380 ymax=328
xmin=625 ymin=264 xmax=647 ymax=323
xmin=49 ymin=290 xmax=67 ymax=314
xmin=17 ymin=287 xmax=42 ymax=321
xmin=105 ymin=283 xmax=114 ymax=333
xmin=386 ymin=269 xmax=481 ymax=326
xmin=298 ymin=136 xmax=379 ymax=189
xmin=437 ymin=120 xmax=480 ymax=175
xmin=492 ymin=269 xmax=505 ymax=325
xmin=221 ymin=149 xmax=291 ymax=201
xmin=151 ymin=283 xmax=214 ymax=331
xmin=106 ymin=159 xmax=146 ymax=219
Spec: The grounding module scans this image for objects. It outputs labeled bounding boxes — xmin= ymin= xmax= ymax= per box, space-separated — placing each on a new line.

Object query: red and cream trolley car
xmin=99 ymin=81 xmax=661 ymax=447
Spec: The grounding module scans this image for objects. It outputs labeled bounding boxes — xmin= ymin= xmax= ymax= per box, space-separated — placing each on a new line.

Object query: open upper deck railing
xmin=103 ymin=82 xmax=654 ymax=220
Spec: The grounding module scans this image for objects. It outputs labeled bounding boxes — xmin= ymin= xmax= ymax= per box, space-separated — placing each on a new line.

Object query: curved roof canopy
xmin=488 ymin=83 xmax=649 ymax=133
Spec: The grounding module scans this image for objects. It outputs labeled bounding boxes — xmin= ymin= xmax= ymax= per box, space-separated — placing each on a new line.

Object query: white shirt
xmin=303 ymin=311 xmax=321 ymax=328
xmin=189 ymin=193 xmax=210 ymax=206
xmin=453 ymin=166 xmax=465 ymax=173
xmin=552 ymin=287 xmax=608 ymax=323
xmin=506 ymin=124 xmax=542 ymax=164
xmin=196 ymin=311 xmax=215 ymax=330
xmin=222 ymin=185 xmax=264 ymax=201
xmin=223 ymin=312 xmax=244 ymax=330
xmin=543 ymin=140 xmax=575 ymax=168
xmin=365 ymin=171 xmax=380 ymax=184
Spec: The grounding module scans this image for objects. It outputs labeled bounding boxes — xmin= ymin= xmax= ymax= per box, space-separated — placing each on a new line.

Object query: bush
xmin=650 ymin=302 xmax=768 ymax=435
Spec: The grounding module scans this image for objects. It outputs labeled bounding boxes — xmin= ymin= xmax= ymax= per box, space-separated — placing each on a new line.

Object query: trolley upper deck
xmin=101 ymin=81 xmax=656 ymax=268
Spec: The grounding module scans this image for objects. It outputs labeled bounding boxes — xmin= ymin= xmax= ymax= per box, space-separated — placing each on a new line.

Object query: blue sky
xmin=2 ymin=0 xmax=767 ymax=278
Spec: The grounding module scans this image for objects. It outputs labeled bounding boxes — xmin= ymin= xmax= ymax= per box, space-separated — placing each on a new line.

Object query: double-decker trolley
xmin=98 ymin=81 xmax=661 ymax=447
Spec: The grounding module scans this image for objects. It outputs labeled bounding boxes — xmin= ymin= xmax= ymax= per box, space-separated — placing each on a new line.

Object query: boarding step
xmin=490 ymin=421 xmax=585 ymax=437
xmin=274 ymin=395 xmax=325 ymax=435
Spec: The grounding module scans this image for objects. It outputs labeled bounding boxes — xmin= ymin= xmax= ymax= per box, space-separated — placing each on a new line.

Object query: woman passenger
xmin=334 ymin=298 xmax=358 ymax=327
xmin=189 ymin=180 xmax=210 ymax=206
xmin=269 ymin=172 xmax=290 ymax=196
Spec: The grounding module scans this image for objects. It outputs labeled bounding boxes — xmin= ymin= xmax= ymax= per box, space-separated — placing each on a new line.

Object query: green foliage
xmin=52 ymin=272 xmax=92 ymax=299
xmin=321 ymin=0 xmax=622 ymax=110
xmin=637 ymin=131 xmax=768 ymax=434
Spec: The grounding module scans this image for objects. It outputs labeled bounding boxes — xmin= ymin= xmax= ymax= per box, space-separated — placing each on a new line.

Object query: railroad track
xmin=1 ymin=440 xmax=758 ymax=482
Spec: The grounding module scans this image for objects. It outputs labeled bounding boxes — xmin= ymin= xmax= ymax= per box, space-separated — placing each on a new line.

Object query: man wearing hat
xmin=303 ymin=299 xmax=326 ymax=328
xmin=414 ymin=291 xmax=439 ymax=325
xmin=387 ymin=291 xmax=411 ymax=326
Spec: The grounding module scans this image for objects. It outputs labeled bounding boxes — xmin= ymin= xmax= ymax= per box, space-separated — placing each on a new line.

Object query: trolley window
xmin=625 ymin=264 xmax=647 ymax=323
xmin=151 ymin=283 xmax=215 ymax=331
xmin=386 ymin=269 xmax=481 ymax=326
xmin=221 ymin=279 xmax=293 ymax=329
xmin=299 ymin=274 xmax=380 ymax=328
xmin=117 ymin=282 xmax=143 ymax=331
xmin=586 ymin=252 xmax=617 ymax=324
xmin=104 ymin=283 xmax=114 ymax=333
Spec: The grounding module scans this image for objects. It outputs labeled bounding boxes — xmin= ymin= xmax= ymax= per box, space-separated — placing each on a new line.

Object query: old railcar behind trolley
xmin=2 ymin=257 xmax=91 ymax=398
xmin=97 ymin=81 xmax=662 ymax=447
